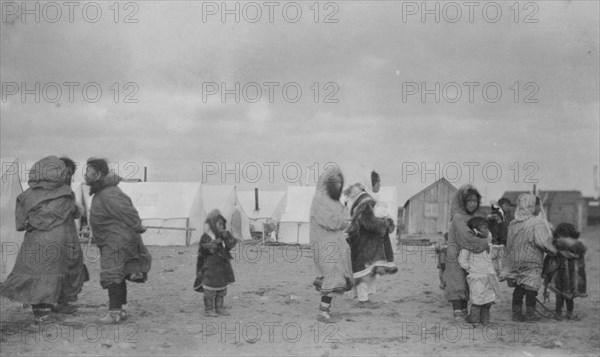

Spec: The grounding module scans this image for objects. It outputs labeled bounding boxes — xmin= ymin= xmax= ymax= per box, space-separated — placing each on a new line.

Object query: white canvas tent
xmin=119 ymin=182 xmax=204 ymax=246
xmin=1 ymin=158 xmax=24 ymax=281
xmin=220 ymin=187 xmax=253 ymax=241
xmin=237 ymin=189 xmax=286 ymax=233
xmin=276 ymin=186 xmax=316 ymax=245
xmin=273 ymin=185 xmax=398 ymax=246
xmin=82 ymin=182 xmax=202 ymax=246
xmin=237 ymin=190 xmax=286 ymax=220
xmin=202 ymin=185 xmax=252 ymax=241
xmin=81 ymin=182 xmax=251 ymax=245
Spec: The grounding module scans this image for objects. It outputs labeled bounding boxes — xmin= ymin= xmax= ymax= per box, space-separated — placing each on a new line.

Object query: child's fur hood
xmin=555 ymin=237 xmax=587 ymax=256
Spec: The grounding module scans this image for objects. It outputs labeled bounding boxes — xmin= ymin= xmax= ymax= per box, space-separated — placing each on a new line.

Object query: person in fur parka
xmin=194 ymin=209 xmax=237 ymax=317
xmin=86 ymin=158 xmax=152 ymax=325
xmin=444 ymin=184 xmax=490 ymax=320
xmin=310 ymin=169 xmax=353 ymax=322
xmin=1 ymin=156 xmax=88 ymax=321
xmin=542 ymin=223 xmax=587 ymax=320
xmin=345 ymin=172 xmax=396 ymax=308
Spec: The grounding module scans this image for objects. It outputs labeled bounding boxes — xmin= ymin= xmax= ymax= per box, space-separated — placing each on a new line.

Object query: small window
xmin=425 ymin=203 xmax=439 ymax=218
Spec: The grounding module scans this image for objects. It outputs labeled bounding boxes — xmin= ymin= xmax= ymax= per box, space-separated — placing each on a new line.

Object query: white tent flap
xmin=1 ymin=158 xmax=24 ymax=282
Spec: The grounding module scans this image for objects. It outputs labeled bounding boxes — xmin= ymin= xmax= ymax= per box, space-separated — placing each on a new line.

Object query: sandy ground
xmin=1 ymin=226 xmax=599 ymax=357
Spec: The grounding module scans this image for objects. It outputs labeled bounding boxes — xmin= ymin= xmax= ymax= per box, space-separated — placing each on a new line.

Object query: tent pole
xmin=255 ymin=187 xmax=259 ymax=212
xmin=185 ymin=217 xmax=191 ymax=246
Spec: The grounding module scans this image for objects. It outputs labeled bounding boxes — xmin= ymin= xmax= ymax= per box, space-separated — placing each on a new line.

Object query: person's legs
xmin=367 ymin=275 xmax=377 ymax=295
xmin=554 ymin=294 xmax=565 ymax=320
xmin=54 ymin=301 xmax=77 ymax=314
xmin=512 ymin=285 xmax=527 ymax=321
xmin=356 ymin=279 xmax=369 ymax=302
xmin=524 ymin=288 xmax=539 ymax=321
xmin=555 ymin=294 xmax=564 ymax=313
xmin=99 ymin=280 xmax=127 ymax=324
xmin=31 ymin=304 xmax=54 ymax=321
xmin=204 ymin=289 xmax=218 ymax=317
xmin=480 ymin=303 xmax=492 ymax=326
xmin=451 ymin=300 xmax=464 ymax=320
xmin=357 ymin=276 xmax=379 ymax=308
xmin=438 ymin=269 xmax=446 ymax=289
xmin=466 ymin=304 xmax=482 ymax=326
xmin=108 ymin=280 xmax=127 ymax=310
xmin=565 ymin=299 xmax=579 ymax=320
xmin=215 ymin=288 xmax=229 ymax=316
xmin=122 ymin=280 xmax=128 ymax=306
xmin=55 ymin=292 xmax=77 ymax=314
xmin=461 ymin=300 xmax=469 ymax=317
xmin=318 ymin=294 xmax=333 ymax=322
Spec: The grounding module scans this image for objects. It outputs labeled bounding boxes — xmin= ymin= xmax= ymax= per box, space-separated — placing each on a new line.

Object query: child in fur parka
xmin=542 ymin=223 xmax=587 ymax=321
xmin=459 ymin=217 xmax=501 ymax=326
xmin=194 ymin=210 xmax=238 ymax=317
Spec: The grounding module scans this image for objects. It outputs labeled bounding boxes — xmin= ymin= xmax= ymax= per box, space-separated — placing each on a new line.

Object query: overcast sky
xmin=1 ymin=0 xmax=598 ymax=203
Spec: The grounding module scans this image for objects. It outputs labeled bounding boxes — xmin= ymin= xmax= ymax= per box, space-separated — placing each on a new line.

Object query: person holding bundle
xmin=345 ymin=170 xmax=396 ymax=308
xmin=444 ymin=184 xmax=490 ymax=321
xmin=542 ymin=222 xmax=587 ymax=321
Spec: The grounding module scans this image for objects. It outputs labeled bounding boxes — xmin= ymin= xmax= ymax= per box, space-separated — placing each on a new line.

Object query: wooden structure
xmin=403 ymin=178 xmax=457 ymax=235
xmin=584 ymin=197 xmax=599 ymax=225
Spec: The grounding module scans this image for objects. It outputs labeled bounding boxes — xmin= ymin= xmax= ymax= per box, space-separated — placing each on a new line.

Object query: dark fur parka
xmin=194 ymin=210 xmax=237 ymax=292
xmin=543 ymin=237 xmax=587 ymax=299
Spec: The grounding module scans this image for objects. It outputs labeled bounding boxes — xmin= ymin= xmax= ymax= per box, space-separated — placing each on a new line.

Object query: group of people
xmin=1 ymin=157 xmax=588 ymax=327
xmin=192 ymin=167 xmax=399 ymax=322
xmin=192 ymin=167 xmax=398 ymax=322
xmin=0 ymin=156 xmax=151 ymax=324
xmin=436 ymin=185 xmax=588 ymax=326
xmin=308 ymin=169 xmax=397 ymax=322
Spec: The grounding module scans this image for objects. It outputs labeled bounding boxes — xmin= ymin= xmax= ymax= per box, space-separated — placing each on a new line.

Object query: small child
xmin=459 ymin=216 xmax=500 ymax=326
xmin=542 ymin=223 xmax=587 ymax=321
xmin=487 ymin=203 xmax=508 ymax=245
xmin=435 ymin=233 xmax=449 ymax=290
xmin=373 ymin=201 xmax=398 ymax=275
xmin=194 ymin=210 xmax=238 ymax=317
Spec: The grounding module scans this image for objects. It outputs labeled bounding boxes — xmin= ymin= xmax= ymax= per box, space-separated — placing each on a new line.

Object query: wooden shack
xmin=403 ymin=178 xmax=458 ymax=235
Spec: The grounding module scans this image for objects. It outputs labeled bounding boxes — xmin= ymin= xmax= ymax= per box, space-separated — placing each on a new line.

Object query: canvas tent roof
xmin=1 ymin=158 xmax=24 ymax=281
xmin=276 ymin=186 xmax=316 ymax=245
xmin=200 ymin=185 xmax=252 ymax=240
xmin=201 ymin=185 xmax=235 ymax=214
xmin=278 ymin=186 xmax=316 ymax=224
xmin=237 ymin=190 xmax=286 ymax=220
